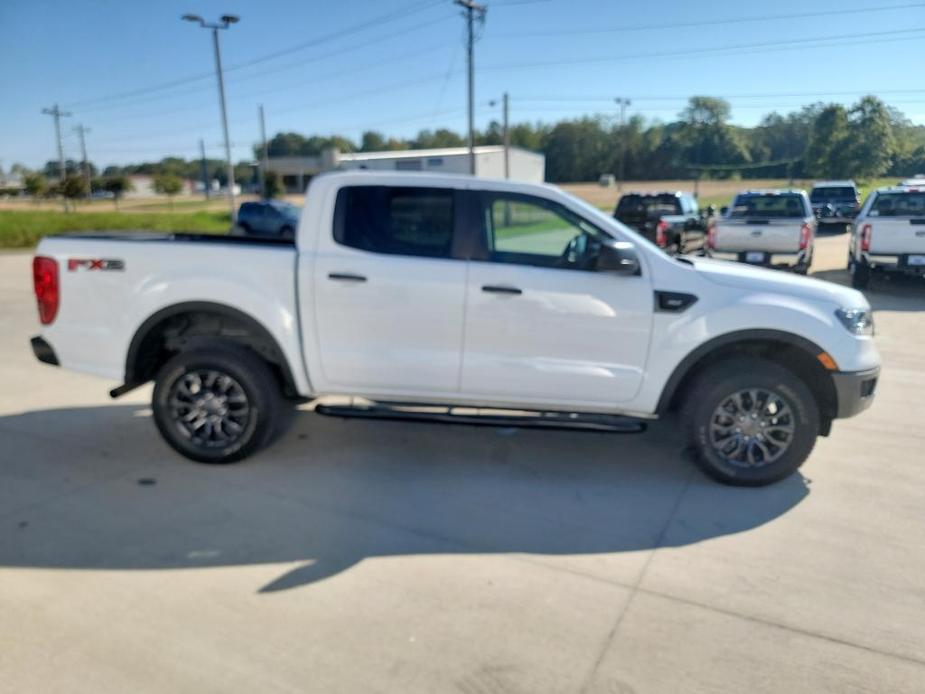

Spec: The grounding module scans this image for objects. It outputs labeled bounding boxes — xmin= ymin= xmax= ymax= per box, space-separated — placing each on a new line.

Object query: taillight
xmin=655 ymin=220 xmax=669 ymax=247
xmin=860 ymin=223 xmax=872 ymax=252
xmin=706 ymin=224 xmax=716 ymax=249
xmin=32 ymin=256 xmax=59 ymax=325
xmin=799 ymin=223 xmax=811 ymax=250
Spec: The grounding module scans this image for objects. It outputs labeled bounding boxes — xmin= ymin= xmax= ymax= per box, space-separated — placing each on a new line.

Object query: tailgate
xmin=713 ymin=219 xmax=803 ymax=253
xmin=867 ymin=217 xmax=925 ymax=255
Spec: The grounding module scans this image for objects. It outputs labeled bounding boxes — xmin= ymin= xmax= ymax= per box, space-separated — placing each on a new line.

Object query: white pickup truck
xmin=30 ymin=171 xmax=879 ymax=486
xmin=707 ymin=189 xmax=815 ymax=273
xmin=849 ymin=184 xmax=925 ymax=289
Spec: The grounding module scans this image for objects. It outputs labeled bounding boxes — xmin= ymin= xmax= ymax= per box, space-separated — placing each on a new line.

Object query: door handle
xmin=481 ymin=284 xmax=522 ymax=295
xmin=328 ymin=272 xmax=367 ymax=282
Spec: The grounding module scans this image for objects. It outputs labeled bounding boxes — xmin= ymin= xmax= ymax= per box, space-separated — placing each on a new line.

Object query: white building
xmin=266 ymin=146 xmax=545 ymax=193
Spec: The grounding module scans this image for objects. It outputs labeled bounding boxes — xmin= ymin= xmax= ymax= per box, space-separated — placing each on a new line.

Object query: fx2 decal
xmin=67 ymin=258 xmax=125 ymax=272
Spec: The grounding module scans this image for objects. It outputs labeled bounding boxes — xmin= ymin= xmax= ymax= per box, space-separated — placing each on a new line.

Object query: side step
xmin=315 ymin=400 xmax=647 ymax=434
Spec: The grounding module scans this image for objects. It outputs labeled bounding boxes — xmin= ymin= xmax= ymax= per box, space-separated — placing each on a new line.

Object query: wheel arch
xmin=124 ymin=301 xmax=299 ymax=398
xmin=657 ymin=329 xmax=839 ymax=434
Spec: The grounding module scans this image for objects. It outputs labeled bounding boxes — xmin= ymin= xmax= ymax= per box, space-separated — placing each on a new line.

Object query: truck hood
xmin=689 ymin=257 xmax=867 ymax=309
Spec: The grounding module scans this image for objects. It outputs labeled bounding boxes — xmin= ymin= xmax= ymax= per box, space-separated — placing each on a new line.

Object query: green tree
xmin=103 ymin=175 xmax=132 ymax=209
xmin=60 ymin=175 xmax=88 ymax=211
xmin=412 ymin=128 xmax=466 ymax=149
xmin=677 ymin=97 xmax=750 ymax=176
xmin=263 ymin=170 xmax=283 ymax=199
xmin=23 ymin=172 xmax=48 ymax=203
xmin=846 ymin=96 xmax=895 ymax=179
xmin=153 ymin=173 xmax=184 ymax=211
xmin=804 ymin=105 xmax=850 ymax=178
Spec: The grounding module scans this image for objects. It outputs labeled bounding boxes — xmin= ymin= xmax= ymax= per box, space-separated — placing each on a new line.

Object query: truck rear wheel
xmin=152 ymin=345 xmax=280 ymax=464
xmin=850 ymin=259 xmax=871 ymax=289
xmin=680 ymin=358 xmax=819 ymax=486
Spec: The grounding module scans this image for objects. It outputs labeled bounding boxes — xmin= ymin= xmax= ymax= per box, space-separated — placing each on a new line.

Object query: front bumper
xmin=31 ymin=336 xmax=59 ymax=366
xmin=832 ymin=366 xmax=879 ymax=418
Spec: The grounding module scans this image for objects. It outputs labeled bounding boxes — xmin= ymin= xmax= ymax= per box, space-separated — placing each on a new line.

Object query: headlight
xmin=835 ymin=308 xmax=874 ymax=336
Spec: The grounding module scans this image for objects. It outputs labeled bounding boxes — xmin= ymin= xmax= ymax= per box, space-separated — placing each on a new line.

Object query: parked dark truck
xmin=613 ymin=192 xmax=708 ymax=254
xmin=810 ymin=181 xmax=860 ymax=233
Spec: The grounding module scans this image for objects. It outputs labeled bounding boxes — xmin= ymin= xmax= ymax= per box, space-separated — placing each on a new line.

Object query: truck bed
xmin=48 ymin=231 xmax=294 ymax=246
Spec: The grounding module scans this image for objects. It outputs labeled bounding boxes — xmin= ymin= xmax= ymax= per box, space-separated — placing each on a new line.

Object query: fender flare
xmin=124 ymin=300 xmax=298 ymax=394
xmin=655 ymin=328 xmax=830 ymax=414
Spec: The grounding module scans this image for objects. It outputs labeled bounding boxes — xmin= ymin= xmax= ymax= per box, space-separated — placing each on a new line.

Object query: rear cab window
xmin=810 ymin=186 xmax=857 ymax=202
xmin=868 ymin=191 xmax=925 ymax=217
xmin=616 ymin=194 xmax=682 ymax=217
xmin=333 ymin=186 xmax=456 ymax=258
xmin=729 ymin=193 xmax=808 ymax=219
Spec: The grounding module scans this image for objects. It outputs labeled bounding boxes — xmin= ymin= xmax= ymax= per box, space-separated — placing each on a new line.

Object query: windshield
xmin=729 ymin=194 xmax=807 ymax=219
xmin=810 ymin=187 xmax=856 ymax=202
xmin=870 ymin=192 xmax=925 ymax=217
xmin=616 ymin=194 xmax=681 ymax=217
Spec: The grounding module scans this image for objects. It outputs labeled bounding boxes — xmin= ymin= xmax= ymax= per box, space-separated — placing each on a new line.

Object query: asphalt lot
xmin=1 ymin=234 xmax=924 ymax=693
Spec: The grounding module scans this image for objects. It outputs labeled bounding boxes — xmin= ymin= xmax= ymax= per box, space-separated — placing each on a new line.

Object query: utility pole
xmin=455 ymin=0 xmax=486 ymax=176
xmin=614 ymin=97 xmax=631 ymax=192
xmin=42 ymin=104 xmax=71 ymax=211
xmin=183 ymin=14 xmax=239 ymax=221
xmin=259 ymin=104 xmax=269 ymax=198
xmin=199 ymin=138 xmax=210 ymax=199
xmin=489 ymin=92 xmax=511 ymax=179
xmin=73 ymin=124 xmax=92 ymax=197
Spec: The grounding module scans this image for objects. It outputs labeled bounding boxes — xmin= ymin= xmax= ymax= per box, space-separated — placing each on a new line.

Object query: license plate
xmin=908 ymin=255 xmax=925 ymax=266
xmin=745 ymin=252 xmax=766 ymax=263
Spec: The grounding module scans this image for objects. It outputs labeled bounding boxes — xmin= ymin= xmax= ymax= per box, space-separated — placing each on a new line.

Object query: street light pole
xmin=614 ymin=97 xmax=631 ymax=192
xmin=489 ymin=92 xmax=510 ymax=179
xmin=183 ymin=13 xmax=239 ymax=222
xmin=455 ymin=0 xmax=486 ymax=176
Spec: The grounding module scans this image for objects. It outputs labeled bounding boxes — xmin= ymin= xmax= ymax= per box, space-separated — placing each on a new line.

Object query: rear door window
xmin=334 ymin=186 xmax=455 ymax=258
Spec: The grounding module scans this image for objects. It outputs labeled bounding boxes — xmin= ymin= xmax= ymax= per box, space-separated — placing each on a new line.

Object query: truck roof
xmin=874 ymin=185 xmax=925 ymax=194
xmin=811 ymin=180 xmax=856 ymax=188
xmin=735 ymin=189 xmax=807 ymax=195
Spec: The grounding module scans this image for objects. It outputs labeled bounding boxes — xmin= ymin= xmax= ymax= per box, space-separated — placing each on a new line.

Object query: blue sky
xmin=1 ymin=0 xmax=924 ymax=169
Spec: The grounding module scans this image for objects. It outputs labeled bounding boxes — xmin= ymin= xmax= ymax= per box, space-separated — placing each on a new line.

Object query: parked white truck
xmin=849 ymin=184 xmax=925 ymax=289
xmin=31 ymin=172 xmax=879 ymax=485
xmin=707 ymin=189 xmax=815 ymax=273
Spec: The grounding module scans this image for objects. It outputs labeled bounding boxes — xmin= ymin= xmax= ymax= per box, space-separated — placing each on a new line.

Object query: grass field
xmin=0 ymin=210 xmax=231 ymax=248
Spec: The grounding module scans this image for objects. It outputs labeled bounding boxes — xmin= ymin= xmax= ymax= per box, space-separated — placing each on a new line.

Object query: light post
xmin=183 ymin=13 xmax=239 ymax=222
xmin=488 ymin=92 xmax=510 ymax=179
xmin=614 ymin=97 xmax=631 ymax=192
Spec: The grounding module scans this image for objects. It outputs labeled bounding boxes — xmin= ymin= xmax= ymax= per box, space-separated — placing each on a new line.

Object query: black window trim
xmin=332 ymin=184 xmax=469 ymax=261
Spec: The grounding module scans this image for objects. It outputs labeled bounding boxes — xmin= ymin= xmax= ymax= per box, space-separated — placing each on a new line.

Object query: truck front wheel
xmin=152 ymin=345 xmax=280 ymax=464
xmin=680 ymin=358 xmax=820 ymax=486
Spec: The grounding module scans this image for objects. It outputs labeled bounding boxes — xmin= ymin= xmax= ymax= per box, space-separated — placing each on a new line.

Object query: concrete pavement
xmin=1 ymin=235 xmax=924 ymax=693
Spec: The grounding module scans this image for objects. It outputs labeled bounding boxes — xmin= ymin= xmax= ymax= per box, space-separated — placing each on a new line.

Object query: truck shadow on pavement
xmin=1 ymin=404 xmax=809 ymax=592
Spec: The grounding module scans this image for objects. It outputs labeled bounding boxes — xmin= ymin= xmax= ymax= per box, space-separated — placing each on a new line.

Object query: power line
xmin=484 ymin=27 xmax=925 ymax=71
xmin=493 ymin=2 xmax=925 ymax=37
xmin=516 ymin=89 xmax=925 ymax=102
xmin=62 ymin=0 xmax=445 ymax=109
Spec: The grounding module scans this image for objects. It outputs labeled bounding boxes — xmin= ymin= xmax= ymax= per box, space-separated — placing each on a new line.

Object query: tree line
xmin=9 ymin=95 xmax=924 ymax=199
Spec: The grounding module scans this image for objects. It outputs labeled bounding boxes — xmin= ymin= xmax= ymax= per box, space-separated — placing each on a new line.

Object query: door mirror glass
xmin=596 ymin=240 xmax=640 ymax=275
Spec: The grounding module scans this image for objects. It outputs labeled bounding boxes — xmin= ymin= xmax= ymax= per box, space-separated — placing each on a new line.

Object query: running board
xmin=315 ymin=400 xmax=647 ymax=434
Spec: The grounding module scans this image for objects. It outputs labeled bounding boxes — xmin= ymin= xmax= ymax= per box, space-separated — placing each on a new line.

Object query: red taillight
xmin=32 ymin=256 xmax=59 ymax=325
xmin=706 ymin=224 xmax=716 ymax=249
xmin=799 ymin=223 xmax=811 ymax=251
xmin=860 ymin=223 xmax=872 ymax=252
xmin=655 ymin=220 xmax=669 ymax=247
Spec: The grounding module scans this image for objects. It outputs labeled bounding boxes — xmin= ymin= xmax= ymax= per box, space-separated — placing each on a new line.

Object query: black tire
xmin=152 ymin=345 xmax=281 ymax=464
xmin=851 ymin=259 xmax=871 ymax=289
xmin=680 ymin=357 xmax=820 ymax=486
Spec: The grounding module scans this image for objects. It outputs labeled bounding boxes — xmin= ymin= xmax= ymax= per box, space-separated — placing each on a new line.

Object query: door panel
xmin=309 ymin=185 xmax=467 ymax=393
xmin=461 ymin=192 xmax=653 ymax=406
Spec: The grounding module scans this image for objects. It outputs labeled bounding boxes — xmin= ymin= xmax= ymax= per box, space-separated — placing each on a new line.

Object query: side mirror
xmin=596 ymin=240 xmax=641 ymax=275
xmin=720 ymin=206 xmax=729 ymax=216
